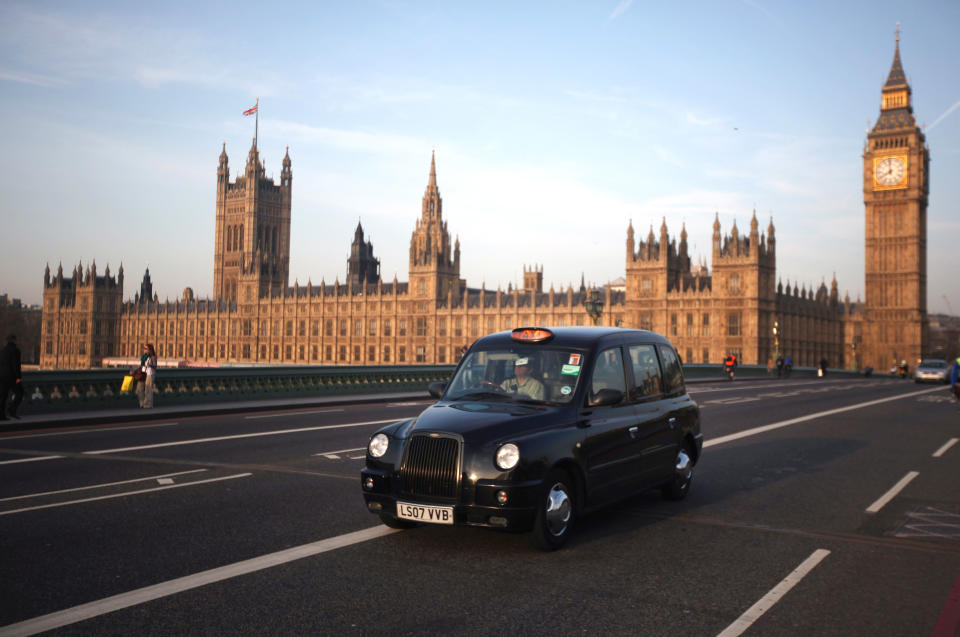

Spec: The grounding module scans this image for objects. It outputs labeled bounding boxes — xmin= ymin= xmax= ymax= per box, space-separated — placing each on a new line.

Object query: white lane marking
xmin=83 ymin=418 xmax=400 ymax=455
xmin=717 ymin=549 xmax=831 ymax=637
xmin=0 ymin=473 xmax=251 ymax=516
xmin=388 ymin=402 xmax=429 ymax=406
xmin=347 ymin=455 xmax=366 ymax=460
xmin=0 ymin=455 xmax=64 ymax=465
xmin=704 ymin=386 xmax=944 ymax=448
xmin=866 ymin=471 xmax=920 ymax=514
xmin=0 ymin=470 xmax=207 ymax=502
xmin=933 ymin=438 xmax=959 ymax=458
xmin=0 ymin=422 xmax=179 ymax=441
xmin=245 ymin=409 xmax=344 ymax=419
xmin=0 ymin=525 xmax=400 ymax=637
xmin=313 ymin=447 xmax=366 ymax=459
xmin=156 ymin=478 xmax=174 ymax=485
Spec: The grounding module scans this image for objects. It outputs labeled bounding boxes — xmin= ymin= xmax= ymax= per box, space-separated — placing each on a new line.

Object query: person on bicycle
xmin=723 ymin=353 xmax=737 ymax=380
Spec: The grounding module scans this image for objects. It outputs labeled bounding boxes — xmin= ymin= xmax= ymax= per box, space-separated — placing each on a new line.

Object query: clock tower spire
xmin=861 ymin=30 xmax=929 ymax=370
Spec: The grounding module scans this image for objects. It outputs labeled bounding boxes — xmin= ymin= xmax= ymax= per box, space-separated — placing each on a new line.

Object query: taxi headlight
xmin=496 ymin=443 xmax=520 ymax=470
xmin=368 ymin=433 xmax=389 ymax=458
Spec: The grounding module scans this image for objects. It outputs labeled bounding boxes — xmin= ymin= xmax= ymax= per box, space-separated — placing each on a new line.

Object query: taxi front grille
xmin=399 ymin=435 xmax=460 ymax=499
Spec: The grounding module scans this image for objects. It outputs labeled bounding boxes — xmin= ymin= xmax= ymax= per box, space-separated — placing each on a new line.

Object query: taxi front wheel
xmin=530 ymin=469 xmax=575 ymax=551
xmin=661 ymin=447 xmax=694 ymax=501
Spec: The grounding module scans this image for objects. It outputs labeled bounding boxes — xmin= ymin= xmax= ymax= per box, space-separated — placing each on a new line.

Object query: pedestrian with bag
xmin=0 ymin=334 xmax=23 ymax=420
xmin=136 ymin=343 xmax=158 ymax=408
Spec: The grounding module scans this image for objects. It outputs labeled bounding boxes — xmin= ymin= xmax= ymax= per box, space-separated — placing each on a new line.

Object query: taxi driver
xmin=500 ymin=357 xmax=545 ymax=401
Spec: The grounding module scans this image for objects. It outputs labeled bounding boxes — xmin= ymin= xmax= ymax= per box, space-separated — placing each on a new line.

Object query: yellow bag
xmin=121 ymin=375 xmax=135 ymax=393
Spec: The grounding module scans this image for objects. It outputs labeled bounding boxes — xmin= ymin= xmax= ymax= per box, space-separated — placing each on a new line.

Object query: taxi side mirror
xmin=428 ymin=382 xmax=446 ymax=399
xmin=588 ymin=388 xmax=624 ymax=407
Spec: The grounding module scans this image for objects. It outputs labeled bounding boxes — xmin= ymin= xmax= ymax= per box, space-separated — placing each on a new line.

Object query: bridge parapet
xmin=19 ymin=363 xmax=865 ymax=414
xmin=22 ymin=365 xmax=457 ymax=413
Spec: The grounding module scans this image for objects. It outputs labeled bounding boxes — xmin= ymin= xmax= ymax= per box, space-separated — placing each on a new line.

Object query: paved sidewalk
xmin=0 ymin=391 xmax=432 ymax=433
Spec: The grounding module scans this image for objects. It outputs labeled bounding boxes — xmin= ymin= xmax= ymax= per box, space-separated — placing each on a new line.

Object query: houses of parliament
xmin=39 ymin=38 xmax=928 ymax=372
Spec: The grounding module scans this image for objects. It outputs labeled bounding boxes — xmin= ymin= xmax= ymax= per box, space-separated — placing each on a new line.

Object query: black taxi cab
xmin=360 ymin=326 xmax=702 ymax=550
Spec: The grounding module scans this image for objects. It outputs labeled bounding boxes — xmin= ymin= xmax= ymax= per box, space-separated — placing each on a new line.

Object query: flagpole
xmin=255 ymin=97 xmax=259 ymax=150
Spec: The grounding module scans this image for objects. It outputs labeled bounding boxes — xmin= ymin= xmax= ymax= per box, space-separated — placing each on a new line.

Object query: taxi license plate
xmin=396 ymin=502 xmax=454 ymax=525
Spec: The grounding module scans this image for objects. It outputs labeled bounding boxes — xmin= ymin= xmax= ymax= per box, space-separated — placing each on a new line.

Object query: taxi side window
xmin=628 ymin=344 xmax=663 ymax=400
xmin=590 ymin=347 xmax=626 ymax=396
xmin=658 ymin=344 xmax=684 ymax=394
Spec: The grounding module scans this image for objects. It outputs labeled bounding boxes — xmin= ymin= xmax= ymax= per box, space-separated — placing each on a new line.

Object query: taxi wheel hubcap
xmin=675 ymin=450 xmax=692 ymax=487
xmin=545 ymin=482 xmax=572 ymax=537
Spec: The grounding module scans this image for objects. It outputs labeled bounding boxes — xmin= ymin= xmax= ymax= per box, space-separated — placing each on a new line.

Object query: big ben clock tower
xmin=862 ymin=30 xmax=929 ymax=371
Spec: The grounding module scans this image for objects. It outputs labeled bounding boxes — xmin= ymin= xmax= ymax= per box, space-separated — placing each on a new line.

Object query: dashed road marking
xmin=866 ymin=471 xmax=919 ymax=514
xmin=705 ymin=386 xmax=944 ymax=448
xmin=313 ymin=447 xmax=366 ymax=460
xmin=0 ymin=455 xmax=64 ymax=465
xmin=717 ymin=549 xmax=831 ymax=637
xmin=0 ymin=473 xmax=251 ymax=516
xmin=245 ymin=409 xmax=344 ymax=419
xmin=934 ymin=438 xmax=959 ymax=458
xmin=82 ymin=419 xmax=399 ymax=455
xmin=0 ymin=525 xmax=400 ymax=637
xmin=0 ymin=469 xmax=207 ymax=503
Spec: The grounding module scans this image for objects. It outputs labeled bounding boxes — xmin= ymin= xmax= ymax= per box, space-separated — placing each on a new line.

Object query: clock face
xmin=876 ymin=156 xmax=906 ymax=186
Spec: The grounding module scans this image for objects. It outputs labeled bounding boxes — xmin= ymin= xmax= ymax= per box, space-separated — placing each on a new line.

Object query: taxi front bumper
xmin=361 ymin=467 xmax=541 ymax=530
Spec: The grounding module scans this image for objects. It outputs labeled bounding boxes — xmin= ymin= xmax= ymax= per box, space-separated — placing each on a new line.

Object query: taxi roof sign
xmin=511 ymin=327 xmax=554 ymax=343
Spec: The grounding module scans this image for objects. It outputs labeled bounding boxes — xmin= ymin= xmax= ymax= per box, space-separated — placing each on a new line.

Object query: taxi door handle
xmin=628 ymin=426 xmax=638 ymax=438
xmin=668 ymin=417 xmax=677 ymax=429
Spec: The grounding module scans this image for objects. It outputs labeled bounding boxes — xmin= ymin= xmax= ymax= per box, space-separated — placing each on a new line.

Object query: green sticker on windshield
xmin=561 ymin=364 xmax=581 ymax=375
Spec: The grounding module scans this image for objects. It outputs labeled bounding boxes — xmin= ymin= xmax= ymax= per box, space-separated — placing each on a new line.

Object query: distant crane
xmin=944 ymin=295 xmax=955 ymax=316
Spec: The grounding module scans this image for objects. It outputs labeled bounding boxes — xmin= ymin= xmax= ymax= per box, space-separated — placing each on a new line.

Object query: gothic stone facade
xmin=40 ymin=39 xmax=926 ymax=371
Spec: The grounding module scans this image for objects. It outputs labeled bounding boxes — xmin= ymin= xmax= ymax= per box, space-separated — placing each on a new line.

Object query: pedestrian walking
xmin=951 ymin=356 xmax=960 ymax=402
xmin=136 ymin=343 xmax=158 ymax=408
xmin=0 ymin=334 xmax=23 ymax=420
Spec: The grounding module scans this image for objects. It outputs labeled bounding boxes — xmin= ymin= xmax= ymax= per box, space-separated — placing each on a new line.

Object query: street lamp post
xmin=772 ymin=319 xmax=780 ymax=360
xmin=583 ymin=290 xmax=604 ymax=326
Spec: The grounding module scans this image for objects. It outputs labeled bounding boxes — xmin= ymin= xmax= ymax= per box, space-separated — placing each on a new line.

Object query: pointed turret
xmin=884 ymin=35 xmax=906 ymax=89
xmin=873 ymin=29 xmax=916 ymax=132
xmin=281 ymin=145 xmax=292 ymax=187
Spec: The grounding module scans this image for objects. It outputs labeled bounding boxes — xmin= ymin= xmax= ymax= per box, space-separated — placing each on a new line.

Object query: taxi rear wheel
xmin=661 ymin=446 xmax=694 ymax=501
xmin=379 ymin=513 xmax=419 ymax=529
xmin=530 ymin=469 xmax=575 ymax=551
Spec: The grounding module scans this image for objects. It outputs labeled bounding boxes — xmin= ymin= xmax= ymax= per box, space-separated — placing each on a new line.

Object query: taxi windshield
xmin=445 ymin=347 xmax=586 ymax=404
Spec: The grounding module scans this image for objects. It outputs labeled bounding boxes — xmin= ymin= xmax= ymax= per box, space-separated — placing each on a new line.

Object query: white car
xmin=914 ymin=359 xmax=950 ymax=384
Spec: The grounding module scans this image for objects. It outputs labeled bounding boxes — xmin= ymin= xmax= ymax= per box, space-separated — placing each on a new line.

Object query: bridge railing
xmin=19 ymin=362 xmax=870 ymax=414
xmin=20 ymin=365 xmax=456 ymax=413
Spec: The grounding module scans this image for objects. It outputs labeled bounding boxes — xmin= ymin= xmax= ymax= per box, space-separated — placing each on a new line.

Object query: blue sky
xmin=1 ymin=1 xmax=958 ymax=314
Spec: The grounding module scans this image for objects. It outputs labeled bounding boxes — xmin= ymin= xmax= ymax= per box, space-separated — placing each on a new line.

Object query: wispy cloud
xmin=740 ymin=0 xmax=784 ymax=27
xmin=268 ymin=119 xmax=432 ymax=155
xmin=685 ymin=111 xmax=726 ymax=127
xmin=928 ymin=99 xmax=960 ymax=131
xmin=609 ymin=0 xmax=634 ymax=21
xmin=0 ymin=69 xmax=69 ymax=87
